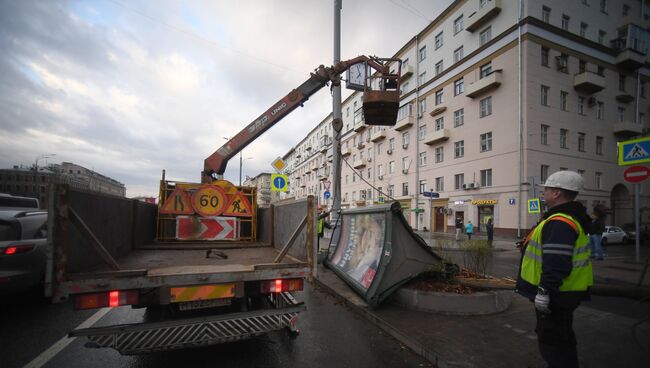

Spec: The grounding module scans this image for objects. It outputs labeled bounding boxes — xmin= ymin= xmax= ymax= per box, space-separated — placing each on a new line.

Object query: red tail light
xmin=74 ymin=290 xmax=139 ymax=310
xmin=2 ymin=244 xmax=35 ymax=255
xmin=260 ymin=278 xmax=304 ymax=293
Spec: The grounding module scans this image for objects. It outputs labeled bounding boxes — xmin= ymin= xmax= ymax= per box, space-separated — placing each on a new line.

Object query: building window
xmin=598 ymin=30 xmax=606 ymax=44
xmin=480 ymin=0 xmax=489 ymax=7
xmin=400 ymin=81 xmax=409 ymax=95
xmin=454 ymin=46 xmax=464 ymax=63
xmin=435 ymin=60 xmax=443 ymax=76
xmin=435 ymin=90 xmax=444 ymax=105
xmin=388 ymin=185 xmax=394 ymax=197
xmin=435 ymin=147 xmax=444 ymax=163
xmin=580 ymin=22 xmax=588 ymax=37
xmin=479 ymin=26 xmax=492 ymax=46
xmin=435 ymin=117 xmax=444 ymax=131
xmin=454 ymin=141 xmax=465 ymax=158
xmin=454 ymin=174 xmax=464 ymax=190
xmin=454 ymin=78 xmax=464 ymax=96
xmin=388 ymin=138 xmax=395 ymax=151
xmin=419 ymin=152 xmax=427 ymax=167
xmin=419 ymin=46 xmax=427 ymax=62
xmin=618 ymin=107 xmax=626 ymax=122
xmin=600 ymin=0 xmax=607 ymax=13
xmin=435 ymin=177 xmax=444 ymax=192
xmin=579 ymin=59 xmax=586 ymax=73
xmin=418 ymin=99 xmax=427 ymax=116
xmin=641 ymin=81 xmax=646 ymax=98
xmin=619 ymin=73 xmax=626 ymax=92
xmin=597 ymin=65 xmax=604 ymax=76
xmin=418 ymin=71 xmax=426 ymax=85
xmin=597 ymin=102 xmax=604 ymax=120
xmin=541 ymin=46 xmax=549 ymax=66
xmin=578 ymin=96 xmax=585 ymax=115
xmin=560 ymin=128 xmax=568 ymax=148
xmin=378 ymin=164 xmax=384 ymax=176
xmin=561 ymin=14 xmax=570 ymax=30
xmin=558 ymin=53 xmax=568 ymax=73
xmin=454 ymin=15 xmax=464 ymax=34
xmin=435 ymin=31 xmax=444 ymax=49
xmin=454 ymin=109 xmax=464 ymax=127
xmin=480 ymin=132 xmax=493 ymax=152
xmin=541 ymin=124 xmax=549 ymax=145
xmin=480 ymin=62 xmax=492 ymax=78
xmin=542 ymin=6 xmax=551 ymax=23
xmin=480 ymin=169 xmax=492 ymax=187
xmin=560 ymin=91 xmax=568 ymax=111
xmin=419 ymin=180 xmax=426 ymax=194
xmin=623 ymin=4 xmax=630 ymax=15
xmin=578 ymin=132 xmax=586 ymax=152
xmin=402 ymin=182 xmax=409 ymax=196
xmin=595 ymin=172 xmax=602 ymax=189
xmin=402 ymin=131 xmax=409 ymax=147
xmin=596 ymin=136 xmax=603 ymax=155
xmin=541 ymin=85 xmax=550 ymax=106
xmin=541 ymin=165 xmax=549 ymax=182
xmin=480 ymin=96 xmax=492 ymax=117
xmin=402 ymin=156 xmax=409 ymax=170
xmin=418 ymin=124 xmax=426 ymax=140
xmin=389 ymin=161 xmax=395 ymax=174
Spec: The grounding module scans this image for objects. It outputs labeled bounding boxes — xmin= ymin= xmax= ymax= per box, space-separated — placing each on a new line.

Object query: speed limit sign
xmin=191 ymin=185 xmax=228 ymax=217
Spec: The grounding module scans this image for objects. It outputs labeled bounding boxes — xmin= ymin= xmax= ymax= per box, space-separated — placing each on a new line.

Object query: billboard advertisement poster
xmin=330 ymin=213 xmax=385 ymax=290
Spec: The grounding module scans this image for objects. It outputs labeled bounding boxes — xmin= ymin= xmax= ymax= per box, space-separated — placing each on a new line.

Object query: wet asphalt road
xmin=0 ymin=282 xmax=432 ymax=368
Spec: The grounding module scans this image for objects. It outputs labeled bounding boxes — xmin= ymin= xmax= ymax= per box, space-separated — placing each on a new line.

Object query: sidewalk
xmin=314 ymin=236 xmax=650 ymax=368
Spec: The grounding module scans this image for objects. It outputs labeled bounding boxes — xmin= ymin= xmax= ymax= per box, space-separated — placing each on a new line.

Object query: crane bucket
xmin=362 ymin=90 xmax=400 ymax=126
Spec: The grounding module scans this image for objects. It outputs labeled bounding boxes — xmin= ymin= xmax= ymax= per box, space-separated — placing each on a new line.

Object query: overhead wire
xmin=341 ymin=154 xmax=396 ymax=203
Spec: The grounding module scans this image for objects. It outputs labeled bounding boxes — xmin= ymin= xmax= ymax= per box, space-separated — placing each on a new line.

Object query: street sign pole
xmin=635 ymin=183 xmax=640 ymax=262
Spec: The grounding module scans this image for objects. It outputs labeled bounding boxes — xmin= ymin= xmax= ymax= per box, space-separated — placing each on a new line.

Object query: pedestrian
xmin=465 ymin=220 xmax=473 ymax=240
xmin=486 ymin=218 xmax=494 ymax=247
xmin=515 ymin=170 xmax=593 ymax=368
xmin=455 ymin=218 xmax=463 ymax=241
xmin=317 ymin=207 xmax=332 ymax=251
xmin=589 ymin=206 xmax=606 ymax=260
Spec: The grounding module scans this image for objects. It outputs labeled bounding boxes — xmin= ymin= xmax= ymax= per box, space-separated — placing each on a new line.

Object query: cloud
xmin=0 ymin=0 xmax=452 ymax=197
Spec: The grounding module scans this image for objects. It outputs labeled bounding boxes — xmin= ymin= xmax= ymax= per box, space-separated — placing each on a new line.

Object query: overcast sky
xmin=0 ymin=0 xmax=452 ymax=197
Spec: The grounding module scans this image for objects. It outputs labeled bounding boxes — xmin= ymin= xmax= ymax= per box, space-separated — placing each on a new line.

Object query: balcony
xmin=466 ymin=0 xmax=501 ymax=32
xmin=394 ymin=114 xmax=415 ymax=131
xmin=341 ymin=146 xmax=351 ymax=156
xmin=465 ymin=71 xmax=502 ymax=98
xmin=573 ymin=71 xmax=606 ymax=94
xmin=613 ymin=120 xmax=643 ymax=139
xmin=429 ymin=106 xmax=446 ymax=117
xmin=423 ymin=129 xmax=450 ymax=146
xmin=400 ymin=65 xmax=414 ymax=81
xmin=371 ymin=129 xmax=386 ymax=142
xmin=353 ymin=119 xmax=366 ymax=132
xmin=353 ymin=158 xmax=367 ymax=169
xmin=615 ymin=48 xmax=646 ymax=70
xmin=616 ymin=91 xmax=635 ymax=104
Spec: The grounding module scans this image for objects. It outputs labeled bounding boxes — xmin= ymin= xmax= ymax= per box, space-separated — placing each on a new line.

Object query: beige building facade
xmin=282 ymin=0 xmax=650 ymax=236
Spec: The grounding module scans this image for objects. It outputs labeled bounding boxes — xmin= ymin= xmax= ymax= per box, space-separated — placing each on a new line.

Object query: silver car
xmin=0 ymin=209 xmax=48 ymax=294
xmin=601 ymin=226 xmax=628 ymax=246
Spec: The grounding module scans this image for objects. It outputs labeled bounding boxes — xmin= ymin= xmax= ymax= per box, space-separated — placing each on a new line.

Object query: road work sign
xmin=222 ymin=191 xmax=254 ymax=217
xmin=192 ymin=185 xmax=229 ymax=217
xmin=619 ymin=137 xmax=650 ymax=166
xmin=528 ymin=198 xmax=541 ymax=214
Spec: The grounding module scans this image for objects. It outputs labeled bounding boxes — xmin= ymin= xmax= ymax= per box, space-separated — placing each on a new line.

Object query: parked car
xmin=0 ymin=209 xmax=48 ymax=294
xmin=621 ymin=223 xmax=650 ymax=244
xmin=601 ymin=226 xmax=628 ymax=245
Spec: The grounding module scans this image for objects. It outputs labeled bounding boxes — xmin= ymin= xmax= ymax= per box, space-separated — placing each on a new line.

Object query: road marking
xmin=24 ymin=308 xmax=111 ymax=368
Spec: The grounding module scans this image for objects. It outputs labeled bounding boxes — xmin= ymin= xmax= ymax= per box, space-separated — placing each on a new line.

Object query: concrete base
xmin=391 ymin=287 xmax=513 ymax=315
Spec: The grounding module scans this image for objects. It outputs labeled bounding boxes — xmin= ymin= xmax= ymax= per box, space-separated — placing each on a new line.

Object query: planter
xmin=391 ymin=287 xmax=513 ymax=315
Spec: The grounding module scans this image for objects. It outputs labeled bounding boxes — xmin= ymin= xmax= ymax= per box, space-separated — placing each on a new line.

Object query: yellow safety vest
xmin=318 ymin=218 xmax=324 ymax=235
xmin=520 ymin=213 xmax=593 ymax=292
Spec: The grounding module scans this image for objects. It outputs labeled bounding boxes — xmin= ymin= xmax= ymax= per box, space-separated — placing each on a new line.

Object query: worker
xmin=317 ymin=206 xmax=332 ymax=251
xmin=516 ymin=170 xmax=593 ymax=368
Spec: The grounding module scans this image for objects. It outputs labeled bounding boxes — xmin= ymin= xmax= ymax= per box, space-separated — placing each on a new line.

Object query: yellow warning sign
xmin=160 ymin=187 xmax=194 ymax=214
xmin=223 ymin=191 xmax=254 ymax=217
xmin=191 ymin=185 xmax=229 ymax=217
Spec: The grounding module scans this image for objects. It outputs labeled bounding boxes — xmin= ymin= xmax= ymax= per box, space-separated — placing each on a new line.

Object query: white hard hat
xmin=544 ymin=170 xmax=583 ymax=193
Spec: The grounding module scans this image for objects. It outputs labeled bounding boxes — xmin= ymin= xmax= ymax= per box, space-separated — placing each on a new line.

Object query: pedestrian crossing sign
xmin=528 ymin=198 xmax=541 ymax=214
xmin=619 ymin=136 xmax=650 ymax=166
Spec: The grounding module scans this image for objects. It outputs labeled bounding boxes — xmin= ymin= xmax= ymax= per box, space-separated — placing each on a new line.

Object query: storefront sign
xmin=471 ymin=199 xmax=498 ymax=205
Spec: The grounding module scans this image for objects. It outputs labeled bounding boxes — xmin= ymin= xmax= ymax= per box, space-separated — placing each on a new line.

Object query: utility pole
xmin=331 ymin=0 xmax=343 ymax=216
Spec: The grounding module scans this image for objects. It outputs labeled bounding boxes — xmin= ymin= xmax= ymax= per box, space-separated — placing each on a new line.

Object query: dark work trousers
xmin=535 ymin=300 xmax=580 ymax=368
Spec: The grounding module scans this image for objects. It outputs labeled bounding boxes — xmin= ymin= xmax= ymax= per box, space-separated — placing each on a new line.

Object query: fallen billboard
xmin=326 ymin=202 xmax=448 ymax=307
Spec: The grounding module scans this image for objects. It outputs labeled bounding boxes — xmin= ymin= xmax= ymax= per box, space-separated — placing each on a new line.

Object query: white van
xmin=0 ymin=193 xmax=40 ymax=209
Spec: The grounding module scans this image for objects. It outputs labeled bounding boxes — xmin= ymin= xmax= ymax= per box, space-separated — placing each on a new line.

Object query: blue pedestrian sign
xmin=271 ymin=174 xmax=288 ymax=192
xmin=324 ymin=190 xmax=331 ymax=199
xmin=619 ymin=136 xmax=650 ymax=166
xmin=527 ymin=198 xmax=541 ymax=214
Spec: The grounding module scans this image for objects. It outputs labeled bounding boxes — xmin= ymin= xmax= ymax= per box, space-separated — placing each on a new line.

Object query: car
xmin=620 ymin=223 xmax=650 ymax=244
xmin=601 ymin=226 xmax=628 ymax=245
xmin=0 ymin=209 xmax=48 ymax=295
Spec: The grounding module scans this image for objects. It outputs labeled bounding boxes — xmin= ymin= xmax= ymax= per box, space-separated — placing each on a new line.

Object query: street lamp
xmin=223 ymin=137 xmax=253 ymax=186
xmin=35 ymin=154 xmax=56 ymax=171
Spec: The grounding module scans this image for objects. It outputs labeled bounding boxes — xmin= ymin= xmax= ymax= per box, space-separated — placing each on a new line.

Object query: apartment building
xmin=282 ymin=0 xmax=650 ymax=236
xmin=243 ymin=172 xmax=282 ymax=207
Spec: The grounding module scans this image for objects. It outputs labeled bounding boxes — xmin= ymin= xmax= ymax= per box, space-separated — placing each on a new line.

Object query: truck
xmin=41 ymin=56 xmax=401 ymax=354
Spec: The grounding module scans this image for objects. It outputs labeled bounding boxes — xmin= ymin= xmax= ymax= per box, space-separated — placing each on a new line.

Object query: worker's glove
xmin=534 ymin=287 xmax=551 ymax=314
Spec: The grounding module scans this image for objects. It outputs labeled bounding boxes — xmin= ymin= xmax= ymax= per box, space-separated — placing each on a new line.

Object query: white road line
xmin=23 ymin=308 xmax=111 ymax=368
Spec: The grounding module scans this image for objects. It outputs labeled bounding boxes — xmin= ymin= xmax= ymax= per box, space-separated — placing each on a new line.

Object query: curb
xmin=310 ymin=277 xmax=449 ymax=368
xmin=392 ymin=288 xmax=513 ymax=316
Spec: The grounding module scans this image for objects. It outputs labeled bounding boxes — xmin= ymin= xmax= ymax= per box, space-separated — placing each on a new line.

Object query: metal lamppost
xmin=35 ymin=153 xmax=55 ymax=171
xmin=239 ymin=155 xmax=253 ymax=186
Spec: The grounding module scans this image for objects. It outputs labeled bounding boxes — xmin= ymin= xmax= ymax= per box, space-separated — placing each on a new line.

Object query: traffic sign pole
xmin=635 ymin=184 xmax=640 ymax=262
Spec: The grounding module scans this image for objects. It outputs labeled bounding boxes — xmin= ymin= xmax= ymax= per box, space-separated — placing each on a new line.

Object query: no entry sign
xmin=623 ymin=165 xmax=650 ymax=184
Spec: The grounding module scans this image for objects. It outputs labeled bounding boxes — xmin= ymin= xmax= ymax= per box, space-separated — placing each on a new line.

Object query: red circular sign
xmin=623 ymin=165 xmax=650 ymax=184
xmin=191 ymin=185 xmax=228 ymax=216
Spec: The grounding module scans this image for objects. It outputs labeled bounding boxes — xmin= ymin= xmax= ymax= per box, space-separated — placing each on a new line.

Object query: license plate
xmin=178 ymin=298 xmax=231 ymax=311
xmin=170 ymin=283 xmax=236 ymax=303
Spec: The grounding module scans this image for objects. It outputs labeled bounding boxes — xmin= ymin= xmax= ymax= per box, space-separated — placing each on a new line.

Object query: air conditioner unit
xmin=367 ymin=157 xmax=372 ymax=162
xmin=587 ymin=97 xmax=597 ymax=107
xmin=402 ymin=169 xmax=409 ymax=174
xmin=378 ymin=175 xmax=384 ymax=180
xmin=366 ymin=136 xmax=371 ymax=143
xmin=469 ymin=183 xmax=476 ymax=189
xmin=357 ymin=143 xmax=364 ymax=149
xmin=402 ymin=144 xmax=409 ymax=149
xmin=387 ymin=149 xmax=393 ymax=155
xmin=462 ymin=183 xmax=468 ymax=189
